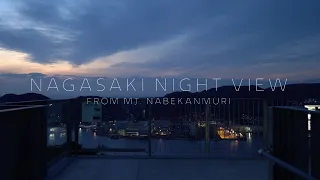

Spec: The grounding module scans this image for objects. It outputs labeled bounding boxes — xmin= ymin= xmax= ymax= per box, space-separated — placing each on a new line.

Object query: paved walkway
xmin=54 ymin=158 xmax=269 ymax=180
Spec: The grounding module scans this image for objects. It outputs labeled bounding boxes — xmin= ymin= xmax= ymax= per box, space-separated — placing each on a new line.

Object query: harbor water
xmin=48 ymin=127 xmax=263 ymax=158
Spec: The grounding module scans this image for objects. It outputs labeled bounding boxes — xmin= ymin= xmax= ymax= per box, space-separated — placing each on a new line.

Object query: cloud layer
xmin=0 ymin=0 xmax=320 ymax=96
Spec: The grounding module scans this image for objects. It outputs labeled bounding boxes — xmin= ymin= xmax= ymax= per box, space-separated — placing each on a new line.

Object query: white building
xmin=304 ymin=104 xmax=320 ymax=131
xmin=304 ymin=105 xmax=320 ymax=111
xmin=81 ymin=102 xmax=102 ymax=123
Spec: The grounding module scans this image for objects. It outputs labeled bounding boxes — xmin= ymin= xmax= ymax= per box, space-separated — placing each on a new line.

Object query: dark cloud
xmin=3 ymin=0 xmax=234 ymax=64
xmin=0 ymin=28 xmax=71 ymax=63
xmin=0 ymin=0 xmax=319 ymax=78
xmin=0 ymin=73 xmax=46 ymax=78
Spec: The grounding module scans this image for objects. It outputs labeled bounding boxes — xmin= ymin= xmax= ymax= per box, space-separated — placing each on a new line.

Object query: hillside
xmin=0 ymin=93 xmax=50 ymax=103
xmin=164 ymin=83 xmax=320 ymax=99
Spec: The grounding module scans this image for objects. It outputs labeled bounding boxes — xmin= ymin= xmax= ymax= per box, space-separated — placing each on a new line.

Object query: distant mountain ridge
xmin=164 ymin=83 xmax=320 ymax=100
xmin=0 ymin=93 xmax=50 ymax=103
xmin=0 ymin=83 xmax=320 ymax=103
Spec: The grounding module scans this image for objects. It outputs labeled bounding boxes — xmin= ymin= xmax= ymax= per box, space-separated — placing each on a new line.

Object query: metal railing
xmin=258 ymin=149 xmax=317 ymax=180
xmin=0 ymin=98 xmax=266 ymax=157
xmin=266 ymin=106 xmax=320 ymax=180
xmin=77 ymin=98 xmax=270 ymax=158
xmin=0 ymin=98 xmax=302 ymax=156
xmin=0 ymin=99 xmax=78 ymax=180
xmin=0 ymin=98 xmax=314 ymax=179
xmin=0 ymin=104 xmax=48 ymax=180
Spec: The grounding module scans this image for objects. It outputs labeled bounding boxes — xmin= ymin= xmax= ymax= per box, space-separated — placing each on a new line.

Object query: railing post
xmin=267 ymin=107 xmax=274 ymax=180
xmin=76 ymin=100 xmax=80 ymax=150
xmin=39 ymin=106 xmax=48 ymax=180
xmin=64 ymin=101 xmax=72 ymax=156
xmin=69 ymin=99 xmax=80 ymax=153
xmin=147 ymin=104 xmax=152 ymax=157
xmin=205 ymin=104 xmax=210 ymax=155
xmin=263 ymin=99 xmax=268 ymax=147
xmin=311 ymin=112 xmax=320 ymax=179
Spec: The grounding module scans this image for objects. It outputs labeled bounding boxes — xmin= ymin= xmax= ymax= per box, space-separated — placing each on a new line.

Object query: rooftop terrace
xmin=0 ymin=98 xmax=319 ymax=180
xmin=52 ymin=158 xmax=268 ymax=180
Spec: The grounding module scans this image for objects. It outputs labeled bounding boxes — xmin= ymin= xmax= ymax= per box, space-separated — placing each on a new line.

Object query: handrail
xmin=258 ymin=149 xmax=317 ymax=180
xmin=0 ymin=105 xmax=47 ymax=113
xmin=1 ymin=99 xmax=50 ymax=104
xmin=0 ymin=99 xmax=72 ymax=105
xmin=272 ymin=106 xmax=320 ymax=114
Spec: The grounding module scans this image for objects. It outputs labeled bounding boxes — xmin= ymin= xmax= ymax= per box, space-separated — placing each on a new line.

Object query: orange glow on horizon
xmin=0 ymin=48 xmax=121 ymax=76
xmin=0 ymin=48 xmax=319 ymax=80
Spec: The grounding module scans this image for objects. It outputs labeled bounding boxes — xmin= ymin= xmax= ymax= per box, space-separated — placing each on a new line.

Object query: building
xmin=81 ymin=102 xmax=102 ymax=123
xmin=126 ymin=121 xmax=149 ymax=136
xmin=304 ymin=105 xmax=320 ymax=111
xmin=115 ymin=121 xmax=129 ymax=135
xmin=304 ymin=105 xmax=320 ymax=131
xmin=153 ymin=120 xmax=170 ymax=135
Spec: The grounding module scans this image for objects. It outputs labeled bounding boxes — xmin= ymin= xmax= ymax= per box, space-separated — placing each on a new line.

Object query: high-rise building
xmin=81 ymin=102 xmax=102 ymax=123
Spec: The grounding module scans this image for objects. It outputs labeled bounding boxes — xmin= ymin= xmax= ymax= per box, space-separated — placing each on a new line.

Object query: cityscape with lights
xmin=46 ymin=98 xmax=318 ymax=145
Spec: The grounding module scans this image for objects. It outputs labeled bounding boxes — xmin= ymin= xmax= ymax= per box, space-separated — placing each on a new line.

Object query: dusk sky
xmin=0 ymin=0 xmax=320 ymax=97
